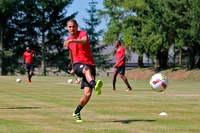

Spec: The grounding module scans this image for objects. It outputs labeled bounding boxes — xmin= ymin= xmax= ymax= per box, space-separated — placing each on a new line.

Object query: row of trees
xmin=82 ymin=1 xmax=111 ymax=69
xmin=0 ymin=0 xmax=75 ymax=75
xmin=1 ymin=0 xmax=200 ymax=75
xmin=100 ymin=0 xmax=200 ymax=69
xmin=0 ymin=0 xmax=108 ymax=75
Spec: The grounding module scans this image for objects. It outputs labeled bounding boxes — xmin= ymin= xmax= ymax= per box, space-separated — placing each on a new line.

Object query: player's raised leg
xmin=83 ymin=65 xmax=103 ymax=95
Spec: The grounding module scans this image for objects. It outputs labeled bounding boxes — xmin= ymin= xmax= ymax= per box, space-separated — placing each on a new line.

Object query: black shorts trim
xmin=73 ymin=63 xmax=96 ymax=89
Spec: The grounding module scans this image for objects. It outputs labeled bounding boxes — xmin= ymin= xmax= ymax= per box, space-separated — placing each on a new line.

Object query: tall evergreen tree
xmin=0 ymin=0 xmax=18 ymax=75
xmin=13 ymin=0 xmax=76 ymax=75
xmin=82 ymin=0 xmax=111 ymax=69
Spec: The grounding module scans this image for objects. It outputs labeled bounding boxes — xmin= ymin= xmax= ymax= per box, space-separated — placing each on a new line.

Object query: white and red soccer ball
xmin=67 ymin=79 xmax=73 ymax=84
xmin=150 ymin=73 xmax=168 ymax=92
xmin=16 ymin=78 xmax=21 ymax=83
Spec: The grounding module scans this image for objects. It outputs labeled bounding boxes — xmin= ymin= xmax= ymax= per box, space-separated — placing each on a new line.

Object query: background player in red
xmin=23 ymin=47 xmax=35 ymax=83
xmin=113 ymin=40 xmax=132 ymax=91
xmin=63 ymin=19 xmax=103 ymax=123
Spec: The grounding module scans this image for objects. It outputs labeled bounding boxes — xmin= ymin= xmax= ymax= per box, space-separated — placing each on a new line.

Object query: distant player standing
xmin=64 ymin=19 xmax=103 ymax=123
xmin=23 ymin=47 xmax=35 ymax=83
xmin=113 ymin=40 xmax=132 ymax=91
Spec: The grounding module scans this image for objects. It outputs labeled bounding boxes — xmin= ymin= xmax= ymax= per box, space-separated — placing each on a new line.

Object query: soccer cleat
xmin=28 ymin=80 xmax=31 ymax=83
xmin=95 ymin=80 xmax=103 ymax=95
xmin=126 ymin=88 xmax=132 ymax=92
xmin=73 ymin=113 xmax=83 ymax=123
xmin=112 ymin=88 xmax=116 ymax=91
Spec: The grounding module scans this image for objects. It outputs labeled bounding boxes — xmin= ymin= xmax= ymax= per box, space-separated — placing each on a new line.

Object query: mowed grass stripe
xmin=0 ymin=76 xmax=200 ymax=133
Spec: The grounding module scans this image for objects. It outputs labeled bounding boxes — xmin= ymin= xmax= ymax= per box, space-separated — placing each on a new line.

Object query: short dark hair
xmin=116 ymin=40 xmax=121 ymax=45
xmin=67 ymin=19 xmax=78 ymax=26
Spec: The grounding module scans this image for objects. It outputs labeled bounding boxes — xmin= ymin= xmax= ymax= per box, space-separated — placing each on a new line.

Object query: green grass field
xmin=0 ymin=76 xmax=200 ymax=133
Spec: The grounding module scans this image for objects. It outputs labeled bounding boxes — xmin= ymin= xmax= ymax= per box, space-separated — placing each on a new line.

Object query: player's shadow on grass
xmin=0 ymin=107 xmax=41 ymax=110
xmin=113 ymin=119 xmax=156 ymax=124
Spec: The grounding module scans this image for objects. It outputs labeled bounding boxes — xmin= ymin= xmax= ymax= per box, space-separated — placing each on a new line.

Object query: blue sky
xmin=66 ymin=0 xmax=107 ymax=33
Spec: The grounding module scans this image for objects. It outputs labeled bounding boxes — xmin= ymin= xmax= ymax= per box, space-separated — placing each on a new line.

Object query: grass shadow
xmin=113 ymin=119 xmax=156 ymax=124
xmin=0 ymin=107 xmax=41 ymax=110
xmin=87 ymin=119 xmax=156 ymax=124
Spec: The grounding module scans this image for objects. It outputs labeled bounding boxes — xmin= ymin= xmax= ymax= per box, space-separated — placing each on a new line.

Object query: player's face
xmin=26 ymin=48 xmax=30 ymax=52
xmin=67 ymin=22 xmax=78 ymax=36
xmin=114 ymin=41 xmax=119 ymax=48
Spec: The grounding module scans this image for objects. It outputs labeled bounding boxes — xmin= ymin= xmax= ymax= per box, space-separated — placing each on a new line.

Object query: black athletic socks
xmin=89 ymin=80 xmax=96 ymax=89
xmin=28 ymin=74 xmax=31 ymax=80
xmin=127 ymin=84 xmax=132 ymax=89
xmin=75 ymin=105 xmax=83 ymax=114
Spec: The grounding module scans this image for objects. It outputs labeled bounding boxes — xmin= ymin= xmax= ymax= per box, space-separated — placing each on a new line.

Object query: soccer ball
xmin=149 ymin=73 xmax=168 ymax=92
xmin=16 ymin=78 xmax=21 ymax=83
xmin=67 ymin=79 xmax=73 ymax=84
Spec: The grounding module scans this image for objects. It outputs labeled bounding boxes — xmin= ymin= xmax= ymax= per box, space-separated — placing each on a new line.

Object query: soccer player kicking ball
xmin=113 ymin=40 xmax=132 ymax=91
xmin=64 ymin=19 xmax=103 ymax=123
xmin=23 ymin=47 xmax=35 ymax=83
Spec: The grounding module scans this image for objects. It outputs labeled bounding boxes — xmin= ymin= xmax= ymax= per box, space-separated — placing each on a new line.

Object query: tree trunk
xmin=154 ymin=58 xmax=160 ymax=69
xmin=154 ymin=50 xmax=168 ymax=71
xmin=178 ymin=48 xmax=182 ymax=66
xmin=138 ymin=55 xmax=144 ymax=67
xmin=41 ymin=31 xmax=46 ymax=76
xmin=187 ymin=47 xmax=195 ymax=69
xmin=195 ymin=45 xmax=200 ymax=68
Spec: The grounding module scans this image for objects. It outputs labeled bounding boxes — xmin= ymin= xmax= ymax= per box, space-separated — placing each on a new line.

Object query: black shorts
xmin=26 ymin=63 xmax=34 ymax=73
xmin=73 ymin=63 xmax=96 ymax=89
xmin=117 ymin=66 xmax=125 ymax=75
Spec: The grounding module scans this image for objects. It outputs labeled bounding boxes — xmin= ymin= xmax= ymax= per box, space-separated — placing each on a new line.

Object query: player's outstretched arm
xmin=69 ymin=36 xmax=88 ymax=45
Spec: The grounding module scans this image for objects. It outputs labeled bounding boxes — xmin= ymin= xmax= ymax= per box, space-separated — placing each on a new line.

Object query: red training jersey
xmin=23 ymin=50 xmax=34 ymax=63
xmin=67 ymin=31 xmax=95 ymax=66
xmin=115 ymin=46 xmax=125 ymax=66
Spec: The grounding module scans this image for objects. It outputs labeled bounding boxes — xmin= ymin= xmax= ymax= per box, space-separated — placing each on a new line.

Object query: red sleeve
xmin=79 ymin=31 xmax=88 ymax=39
xmin=121 ymin=47 xmax=125 ymax=56
xmin=67 ymin=41 xmax=72 ymax=52
xmin=66 ymin=37 xmax=71 ymax=49
xmin=68 ymin=46 xmax=72 ymax=52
